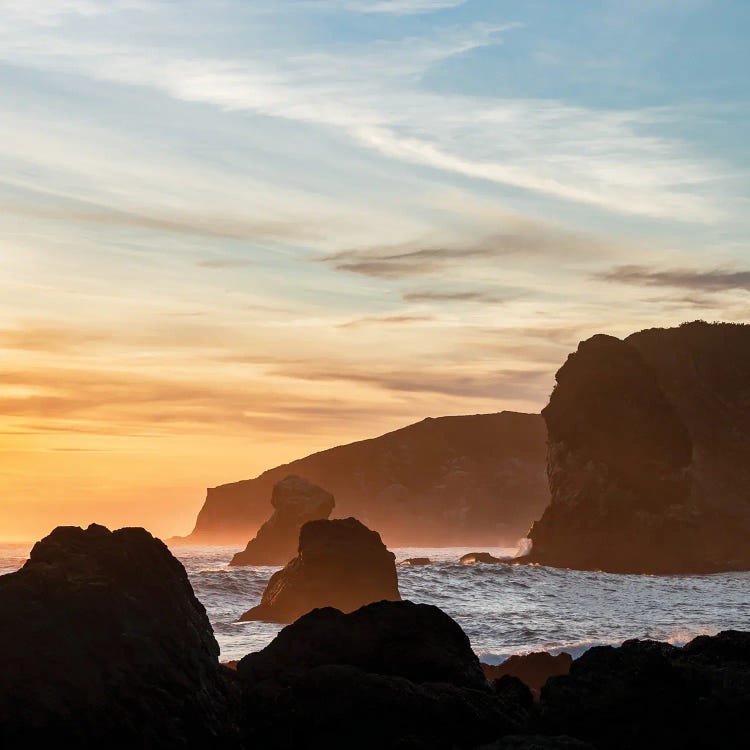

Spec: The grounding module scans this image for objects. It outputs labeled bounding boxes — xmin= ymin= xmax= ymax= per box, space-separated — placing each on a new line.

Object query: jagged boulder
xmin=237 ymin=600 xmax=529 ymax=749
xmin=239 ymin=600 xmax=488 ymax=690
xmin=230 ymin=475 xmax=335 ymax=566
xmin=239 ymin=517 xmax=400 ymax=622
xmin=0 ymin=524 xmax=240 ymax=749
xmin=539 ymin=631 xmax=750 ymax=749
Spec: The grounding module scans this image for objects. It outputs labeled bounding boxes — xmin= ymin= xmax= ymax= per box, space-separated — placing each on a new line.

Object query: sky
xmin=1 ymin=0 xmax=748 ymax=541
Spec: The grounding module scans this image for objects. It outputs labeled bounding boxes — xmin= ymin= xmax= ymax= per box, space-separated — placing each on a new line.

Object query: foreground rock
xmin=239 ymin=517 xmax=400 ymax=623
xmin=539 ymin=630 xmax=750 ymax=749
xmin=3 ymin=524 xmax=749 ymax=750
xmin=230 ymin=475 xmax=334 ymax=566
xmin=477 ymin=738 xmax=594 ymax=750
xmin=0 ymin=524 xmax=239 ymax=749
xmin=483 ymin=652 xmax=572 ymax=698
xmin=237 ymin=600 xmax=530 ymax=749
xmin=183 ymin=411 xmax=549 ymax=546
xmin=527 ymin=321 xmax=750 ymax=573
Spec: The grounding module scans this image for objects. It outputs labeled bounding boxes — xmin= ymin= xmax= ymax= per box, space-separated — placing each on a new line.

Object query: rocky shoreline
xmin=2 ymin=522 xmax=749 ymax=749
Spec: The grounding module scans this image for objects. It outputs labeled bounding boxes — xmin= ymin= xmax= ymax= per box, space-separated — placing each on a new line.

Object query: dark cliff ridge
xmin=527 ymin=321 xmax=750 ymax=574
xmin=181 ymin=411 xmax=549 ymax=546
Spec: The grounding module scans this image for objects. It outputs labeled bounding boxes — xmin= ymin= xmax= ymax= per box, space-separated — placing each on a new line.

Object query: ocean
xmin=3 ymin=542 xmax=749 ymax=663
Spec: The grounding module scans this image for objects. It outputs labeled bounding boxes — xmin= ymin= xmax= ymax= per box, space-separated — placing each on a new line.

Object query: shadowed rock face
xmin=239 ymin=600 xmax=488 ymax=690
xmin=2 ymin=524 xmax=749 ymax=750
xmin=183 ymin=411 xmax=549 ymax=546
xmin=230 ymin=475 xmax=334 ymax=566
xmin=483 ymin=652 xmax=572 ymax=698
xmin=0 ymin=524 xmax=239 ymax=749
xmin=479 ymin=737 xmax=594 ymax=750
xmin=528 ymin=322 xmax=750 ymax=573
xmin=539 ymin=631 xmax=750 ymax=750
xmin=239 ymin=517 xmax=400 ymax=623
xmin=237 ymin=601 xmax=530 ymax=750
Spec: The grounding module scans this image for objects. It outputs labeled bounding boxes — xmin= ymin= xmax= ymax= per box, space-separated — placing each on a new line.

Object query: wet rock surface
xmin=461 ymin=551 xmax=505 ymax=564
xmin=399 ymin=556 xmax=432 ymax=565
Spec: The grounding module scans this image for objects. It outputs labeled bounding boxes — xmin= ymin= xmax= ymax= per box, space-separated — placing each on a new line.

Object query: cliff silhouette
xmin=182 ymin=411 xmax=548 ymax=546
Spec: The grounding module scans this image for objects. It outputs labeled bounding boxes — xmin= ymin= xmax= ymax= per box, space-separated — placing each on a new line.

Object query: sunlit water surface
xmin=3 ymin=543 xmax=748 ymax=663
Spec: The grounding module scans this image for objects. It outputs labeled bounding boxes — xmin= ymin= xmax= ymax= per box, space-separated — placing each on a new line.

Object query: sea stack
xmin=230 ymin=475 xmax=335 ymax=566
xmin=527 ymin=321 xmax=750 ymax=574
xmin=239 ymin=517 xmax=400 ymax=623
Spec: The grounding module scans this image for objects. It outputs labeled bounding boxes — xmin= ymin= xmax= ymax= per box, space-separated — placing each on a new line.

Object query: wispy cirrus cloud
xmin=298 ymin=0 xmax=467 ymax=14
xmin=597 ymin=266 xmax=750 ymax=293
xmin=3 ymin=201 xmax=319 ymax=243
xmin=0 ymin=2 xmax=729 ymax=222
xmin=324 ymin=224 xmax=612 ymax=278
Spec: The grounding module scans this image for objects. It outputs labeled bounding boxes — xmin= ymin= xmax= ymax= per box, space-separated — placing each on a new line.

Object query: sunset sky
xmin=1 ymin=0 xmax=748 ymax=541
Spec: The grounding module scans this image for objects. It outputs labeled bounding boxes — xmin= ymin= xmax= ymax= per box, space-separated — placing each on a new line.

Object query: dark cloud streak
xmin=403 ymin=289 xmax=513 ymax=304
xmin=323 ymin=226 xmax=607 ymax=279
xmin=597 ymin=265 xmax=750 ymax=293
xmin=337 ymin=314 xmax=433 ymax=328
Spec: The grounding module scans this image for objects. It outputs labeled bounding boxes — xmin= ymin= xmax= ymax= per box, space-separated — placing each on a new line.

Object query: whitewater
xmin=2 ymin=543 xmax=748 ymax=663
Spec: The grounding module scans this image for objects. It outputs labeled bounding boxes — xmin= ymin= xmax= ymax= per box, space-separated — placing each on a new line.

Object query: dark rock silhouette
xmin=0 ymin=524 xmax=239 ymax=749
xmin=399 ymin=556 xmax=432 ymax=565
xmin=461 ymin=551 xmax=504 ymax=564
xmin=539 ymin=630 xmax=750 ymax=749
xmin=239 ymin=517 xmax=400 ymax=623
xmin=2 ymin=525 xmax=749 ymax=749
xmin=229 ymin=475 xmax=334 ymax=566
xmin=182 ymin=411 xmax=548 ymax=546
xmin=527 ymin=321 xmax=750 ymax=573
xmin=237 ymin=600 xmax=528 ymax=749
xmin=483 ymin=652 xmax=572 ymax=699
xmin=478 ymin=737 xmax=594 ymax=750
xmin=239 ymin=600 xmax=488 ymax=690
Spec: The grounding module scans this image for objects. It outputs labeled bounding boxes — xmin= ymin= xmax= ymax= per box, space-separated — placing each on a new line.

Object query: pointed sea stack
xmin=230 ymin=475 xmax=335 ymax=566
